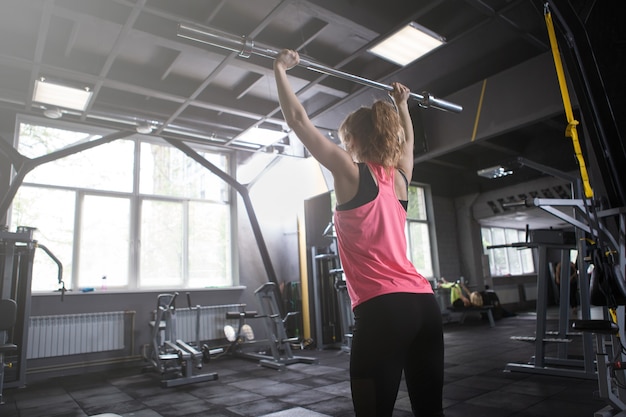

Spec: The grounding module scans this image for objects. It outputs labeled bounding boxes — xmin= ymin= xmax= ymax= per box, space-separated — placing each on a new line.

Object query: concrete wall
xmin=431 ymin=194 xmax=461 ymax=281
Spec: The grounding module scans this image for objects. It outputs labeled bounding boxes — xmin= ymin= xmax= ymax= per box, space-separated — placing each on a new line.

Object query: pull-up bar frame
xmin=177 ymin=22 xmax=463 ymax=114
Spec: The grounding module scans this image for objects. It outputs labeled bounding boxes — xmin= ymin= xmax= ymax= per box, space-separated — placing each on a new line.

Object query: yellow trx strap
xmin=610 ymin=308 xmax=620 ymax=338
xmin=544 ymin=6 xmax=594 ymax=198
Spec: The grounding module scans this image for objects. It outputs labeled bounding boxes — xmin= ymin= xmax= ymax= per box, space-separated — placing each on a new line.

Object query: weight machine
xmin=498 ymin=233 xmax=595 ymax=379
xmin=503 ymin=3 xmax=626 ymax=415
xmin=0 ymin=226 xmax=64 ymax=392
xmin=225 ymin=283 xmax=318 ymax=370
xmin=145 ymin=292 xmax=219 ymax=387
xmin=253 ymin=282 xmax=318 ymax=370
xmin=334 ymin=277 xmax=354 ymax=353
xmin=322 ymin=220 xmax=354 ymax=352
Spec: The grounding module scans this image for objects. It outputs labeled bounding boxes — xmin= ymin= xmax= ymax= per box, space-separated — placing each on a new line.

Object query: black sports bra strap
xmin=397 ymin=169 xmax=409 ymax=192
xmin=336 ymin=163 xmax=408 ymax=211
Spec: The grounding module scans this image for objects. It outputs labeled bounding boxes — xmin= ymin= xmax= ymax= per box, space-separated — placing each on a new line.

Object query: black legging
xmin=350 ymin=292 xmax=444 ymax=417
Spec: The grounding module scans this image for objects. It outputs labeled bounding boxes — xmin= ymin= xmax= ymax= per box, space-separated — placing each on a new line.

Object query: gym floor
xmin=1 ymin=308 xmax=608 ymax=417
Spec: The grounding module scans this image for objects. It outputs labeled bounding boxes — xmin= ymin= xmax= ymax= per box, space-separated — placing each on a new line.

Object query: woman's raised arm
xmin=390 ymin=83 xmax=415 ymax=183
xmin=273 ymin=49 xmax=355 ymax=176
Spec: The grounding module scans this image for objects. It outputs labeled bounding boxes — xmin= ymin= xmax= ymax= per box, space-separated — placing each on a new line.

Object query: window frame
xmin=10 ymin=115 xmax=238 ymax=292
xmin=405 ymin=182 xmax=438 ymax=279
xmin=481 ymin=226 xmax=535 ymax=277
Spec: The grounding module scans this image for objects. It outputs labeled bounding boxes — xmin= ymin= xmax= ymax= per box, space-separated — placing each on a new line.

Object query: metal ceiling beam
xmin=255 ymin=0 xmax=415 ymax=124
xmin=286 ymin=1 xmax=516 ymax=131
xmin=81 ymin=0 xmax=147 ymax=121
xmin=475 ymin=141 xmax=523 ymax=157
xmin=415 ymin=52 xmax=566 ymax=164
xmin=163 ymin=137 xmax=280 ymax=291
xmin=158 ymin=0 xmax=295 ymax=139
xmin=26 ymin=0 xmax=53 ymax=111
xmin=465 ymin=0 xmax=548 ymax=50
xmin=0 ymin=54 xmax=290 ymax=131
xmin=4 ymin=0 xmax=557 ymax=164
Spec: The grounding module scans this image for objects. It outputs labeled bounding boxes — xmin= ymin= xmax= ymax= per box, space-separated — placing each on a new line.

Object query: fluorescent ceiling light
xmin=368 ymin=22 xmax=445 ymax=66
xmin=477 ymin=165 xmax=513 ymax=179
xmin=236 ymin=127 xmax=286 ymax=147
xmin=33 ymin=79 xmax=93 ymax=111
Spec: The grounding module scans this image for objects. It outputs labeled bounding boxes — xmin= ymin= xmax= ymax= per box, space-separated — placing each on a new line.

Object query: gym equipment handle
xmin=37 ymin=243 xmax=65 ymax=301
xmin=177 ymin=22 xmax=463 ymax=114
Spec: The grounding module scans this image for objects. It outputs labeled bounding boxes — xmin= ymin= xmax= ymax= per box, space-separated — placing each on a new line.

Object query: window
xmin=481 ymin=227 xmax=534 ymax=276
xmin=406 ymin=185 xmax=435 ymax=278
xmin=10 ymin=117 xmax=234 ymax=292
xmin=19 ymin=123 xmax=134 ymax=192
xmin=78 ymin=194 xmax=131 ymax=288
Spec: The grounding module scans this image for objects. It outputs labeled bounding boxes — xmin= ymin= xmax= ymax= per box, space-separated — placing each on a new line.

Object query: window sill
xmin=32 ymin=286 xmax=247 ymax=297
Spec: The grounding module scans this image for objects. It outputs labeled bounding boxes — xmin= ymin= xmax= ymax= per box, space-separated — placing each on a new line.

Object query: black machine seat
xmin=447 ymin=304 xmax=496 ymax=328
xmin=572 ymin=319 xmax=620 ymax=335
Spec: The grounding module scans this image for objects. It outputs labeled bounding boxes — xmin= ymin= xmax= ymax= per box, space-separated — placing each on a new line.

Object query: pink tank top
xmin=334 ymin=163 xmax=433 ymax=309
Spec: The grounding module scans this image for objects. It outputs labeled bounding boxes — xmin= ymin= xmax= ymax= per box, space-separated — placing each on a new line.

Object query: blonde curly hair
xmin=338 ymin=100 xmax=405 ymax=167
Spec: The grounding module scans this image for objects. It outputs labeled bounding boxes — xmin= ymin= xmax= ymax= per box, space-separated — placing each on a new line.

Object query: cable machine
xmin=303 ymin=192 xmax=344 ymax=349
xmin=497 ymin=2 xmax=626 ymax=415
xmin=0 ymin=227 xmax=35 ymax=390
xmin=0 ymin=227 xmax=63 ymax=389
xmin=496 ymin=237 xmax=595 ymax=379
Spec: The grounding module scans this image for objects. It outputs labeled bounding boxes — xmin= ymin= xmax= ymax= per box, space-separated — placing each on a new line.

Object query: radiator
xmin=27 ymin=311 xmax=129 ymax=359
xmin=174 ymin=304 xmax=245 ymax=343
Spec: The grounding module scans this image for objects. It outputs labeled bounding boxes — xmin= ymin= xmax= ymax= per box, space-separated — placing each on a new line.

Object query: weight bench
xmin=447 ymin=305 xmax=496 ymax=327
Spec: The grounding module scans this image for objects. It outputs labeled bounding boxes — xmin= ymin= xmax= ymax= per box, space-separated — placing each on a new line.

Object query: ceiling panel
xmin=0 ymin=0 xmax=620 ymax=230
